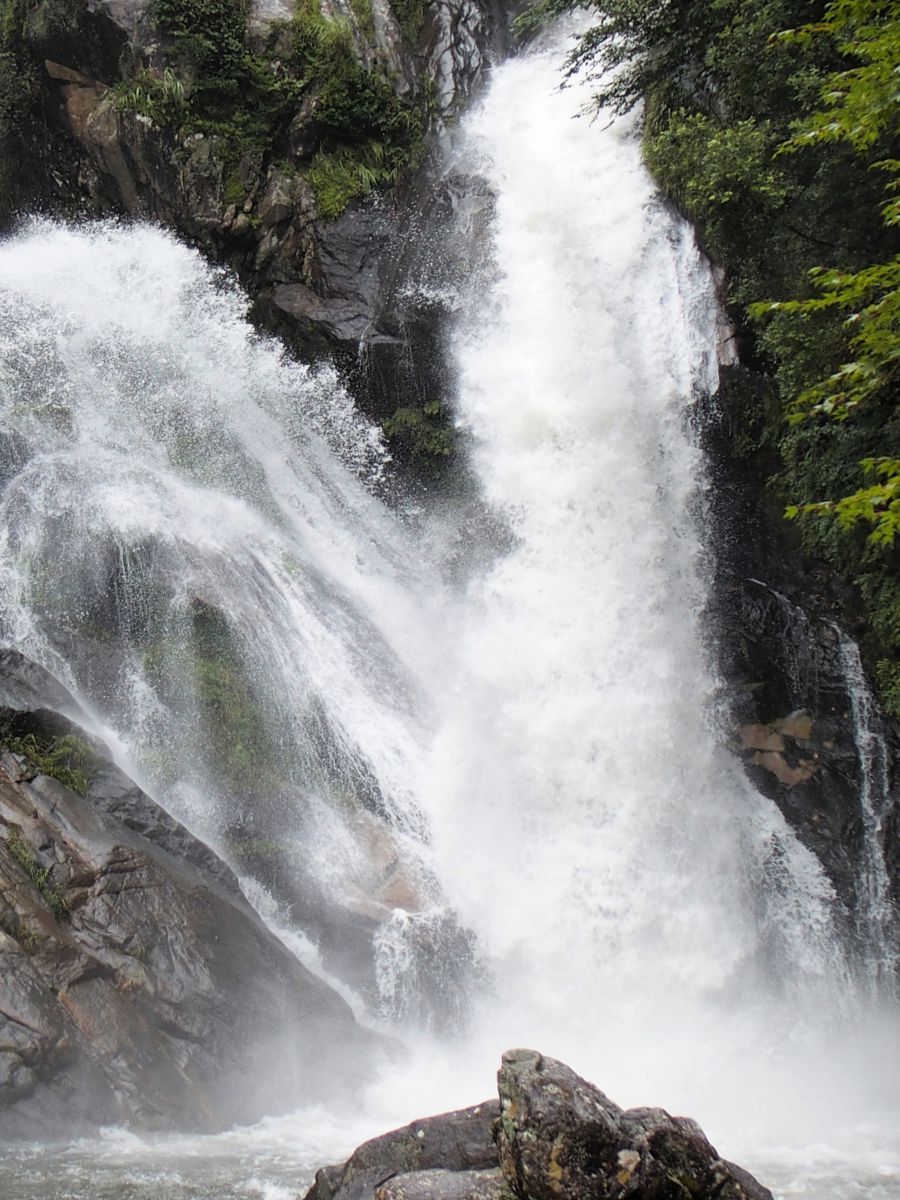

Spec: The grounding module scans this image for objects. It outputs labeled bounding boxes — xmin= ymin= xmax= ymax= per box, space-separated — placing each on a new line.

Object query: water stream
xmin=0 ymin=21 xmax=898 ymax=1200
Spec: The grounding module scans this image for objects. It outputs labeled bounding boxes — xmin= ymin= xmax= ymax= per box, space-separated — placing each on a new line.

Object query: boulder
xmin=496 ymin=1049 xmax=773 ymax=1200
xmin=303 ymin=1101 xmax=500 ymax=1200
xmin=302 ymin=1052 xmax=774 ymax=1200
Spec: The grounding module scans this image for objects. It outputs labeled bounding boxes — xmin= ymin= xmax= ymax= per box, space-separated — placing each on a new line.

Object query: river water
xmin=0 ymin=21 xmax=898 ymax=1200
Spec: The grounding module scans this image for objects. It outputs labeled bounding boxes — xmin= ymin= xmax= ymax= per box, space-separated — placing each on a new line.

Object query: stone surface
xmin=704 ymin=364 xmax=900 ymax=931
xmin=375 ymin=1168 xmax=512 ymax=1200
xmin=303 ymin=1101 xmax=500 ymax=1200
xmin=1 ymin=0 xmax=512 ymax=420
xmin=0 ymin=655 xmax=384 ymax=1140
xmin=302 ymin=1052 xmax=774 ymax=1200
xmin=496 ymin=1049 xmax=773 ymax=1200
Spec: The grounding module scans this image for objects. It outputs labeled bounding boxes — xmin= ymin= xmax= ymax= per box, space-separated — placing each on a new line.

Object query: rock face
xmin=0 ymin=0 xmax=510 ymax=421
xmin=303 ymin=1050 xmax=773 ymax=1200
xmin=703 ymin=365 xmax=900 ymax=949
xmin=0 ymin=650 xmax=384 ymax=1140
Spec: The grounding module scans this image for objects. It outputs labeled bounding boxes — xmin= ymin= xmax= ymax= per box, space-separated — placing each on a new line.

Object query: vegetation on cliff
xmin=146 ymin=0 xmax=425 ymax=214
xmin=0 ymin=0 xmax=426 ymax=221
xmin=530 ymin=0 xmax=900 ymax=712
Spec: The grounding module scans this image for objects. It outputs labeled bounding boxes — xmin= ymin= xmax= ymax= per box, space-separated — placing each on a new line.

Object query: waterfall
xmin=0 ymin=19 xmax=898 ymax=1199
xmin=367 ymin=24 xmax=897 ymax=1152
xmin=835 ymin=630 xmax=899 ymax=985
xmin=0 ymin=219 xmax=462 ymax=1015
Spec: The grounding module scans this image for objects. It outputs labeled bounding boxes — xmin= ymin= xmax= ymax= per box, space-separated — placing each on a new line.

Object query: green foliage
xmin=153 ymin=0 xmax=249 ymax=110
xmin=8 ymin=731 xmax=95 ymax=796
xmin=382 ymin=400 xmax=454 ymax=464
xmin=349 ymin=0 xmax=374 ymax=38
xmin=643 ymin=115 xmax=787 ymax=266
xmin=6 ymin=832 xmax=70 ymax=918
xmin=113 ymin=67 xmax=187 ymax=126
xmin=390 ymin=0 xmax=427 ymax=43
xmin=0 ymin=0 xmax=36 ymax=215
xmin=302 ymin=26 xmax=424 ymax=214
xmin=309 ymin=140 xmax=402 ymax=217
xmin=747 ymin=0 xmax=900 ymax=547
xmin=146 ymin=0 xmax=421 ymax=216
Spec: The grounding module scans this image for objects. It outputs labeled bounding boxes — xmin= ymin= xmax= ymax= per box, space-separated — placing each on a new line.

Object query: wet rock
xmin=749 ymin=748 xmax=817 ymax=788
xmin=4 ymin=0 xmax=512 ymax=412
xmin=702 ymin=365 xmax=900 ymax=938
xmin=496 ymin=1049 xmax=773 ymax=1200
xmin=737 ymin=724 xmax=785 ymax=753
xmin=303 ymin=1102 xmax=500 ymax=1200
xmin=771 ymin=712 xmax=814 ymax=741
xmin=375 ymin=1168 xmax=512 ymax=1200
xmin=303 ymin=1052 xmax=773 ymax=1200
xmin=0 ymin=653 xmax=384 ymax=1140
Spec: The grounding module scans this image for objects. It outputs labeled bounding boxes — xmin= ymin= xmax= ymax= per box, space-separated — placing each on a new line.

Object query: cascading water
xmin=0 ymin=19 xmax=898 ymax=1200
xmin=0 ymin=219 xmax=467 ymax=1012
xmin=835 ymin=630 xmax=899 ymax=986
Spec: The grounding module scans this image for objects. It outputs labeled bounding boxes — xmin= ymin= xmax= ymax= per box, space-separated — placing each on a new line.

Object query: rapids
xmin=0 ymin=21 xmax=897 ymax=1200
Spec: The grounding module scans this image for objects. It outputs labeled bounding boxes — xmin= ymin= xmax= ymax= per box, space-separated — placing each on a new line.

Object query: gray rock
xmin=0 ymin=658 xmax=386 ymax=1139
xmin=496 ymin=1049 xmax=773 ymax=1200
xmin=375 ymin=1168 xmax=512 ymax=1200
xmin=304 ymin=1102 xmax=500 ymax=1200
xmin=4 ymin=0 xmax=512 ymax=400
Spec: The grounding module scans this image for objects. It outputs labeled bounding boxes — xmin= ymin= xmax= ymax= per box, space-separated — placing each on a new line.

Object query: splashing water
xmin=0 ymin=20 xmax=898 ymax=1200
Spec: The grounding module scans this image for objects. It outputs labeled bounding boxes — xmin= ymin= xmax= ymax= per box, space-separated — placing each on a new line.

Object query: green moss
xmin=189 ymin=602 xmax=282 ymax=796
xmin=226 ymin=834 xmax=283 ymax=864
xmin=222 ymin=165 xmax=246 ymax=207
xmin=6 ymin=832 xmax=69 ymax=918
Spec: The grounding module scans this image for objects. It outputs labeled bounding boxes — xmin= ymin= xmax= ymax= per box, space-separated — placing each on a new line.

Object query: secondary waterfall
xmin=0 ymin=19 xmax=898 ymax=1200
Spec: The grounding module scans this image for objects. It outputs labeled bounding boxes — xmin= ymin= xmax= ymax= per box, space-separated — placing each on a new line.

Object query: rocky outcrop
xmin=1 ymin=0 xmax=510 ymax=423
xmin=303 ymin=1050 xmax=773 ymax=1200
xmin=0 ymin=650 xmax=385 ymax=1140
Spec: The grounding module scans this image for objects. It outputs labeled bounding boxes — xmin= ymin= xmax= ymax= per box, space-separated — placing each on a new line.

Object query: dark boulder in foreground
xmin=497 ymin=1049 xmax=771 ymax=1200
xmin=0 ymin=650 xmax=385 ymax=1141
xmin=305 ymin=1049 xmax=771 ymax=1200
xmin=306 ymin=1101 xmax=502 ymax=1200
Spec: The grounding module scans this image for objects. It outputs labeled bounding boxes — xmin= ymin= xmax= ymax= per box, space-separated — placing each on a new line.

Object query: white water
xmin=836 ymin=630 xmax=899 ymax=985
xmin=0 ymin=22 xmax=899 ymax=1200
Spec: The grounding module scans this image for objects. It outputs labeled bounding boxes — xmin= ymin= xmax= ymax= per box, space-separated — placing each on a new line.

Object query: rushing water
xmin=1 ymin=21 xmax=899 ymax=1200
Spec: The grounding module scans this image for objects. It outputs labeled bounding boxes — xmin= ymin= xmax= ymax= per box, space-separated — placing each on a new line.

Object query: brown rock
xmin=0 ymin=683 xmax=384 ymax=1139
xmin=771 ymin=712 xmax=814 ymax=741
xmin=750 ymin=751 xmax=818 ymax=788
xmin=737 ymin=724 xmax=785 ymax=753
